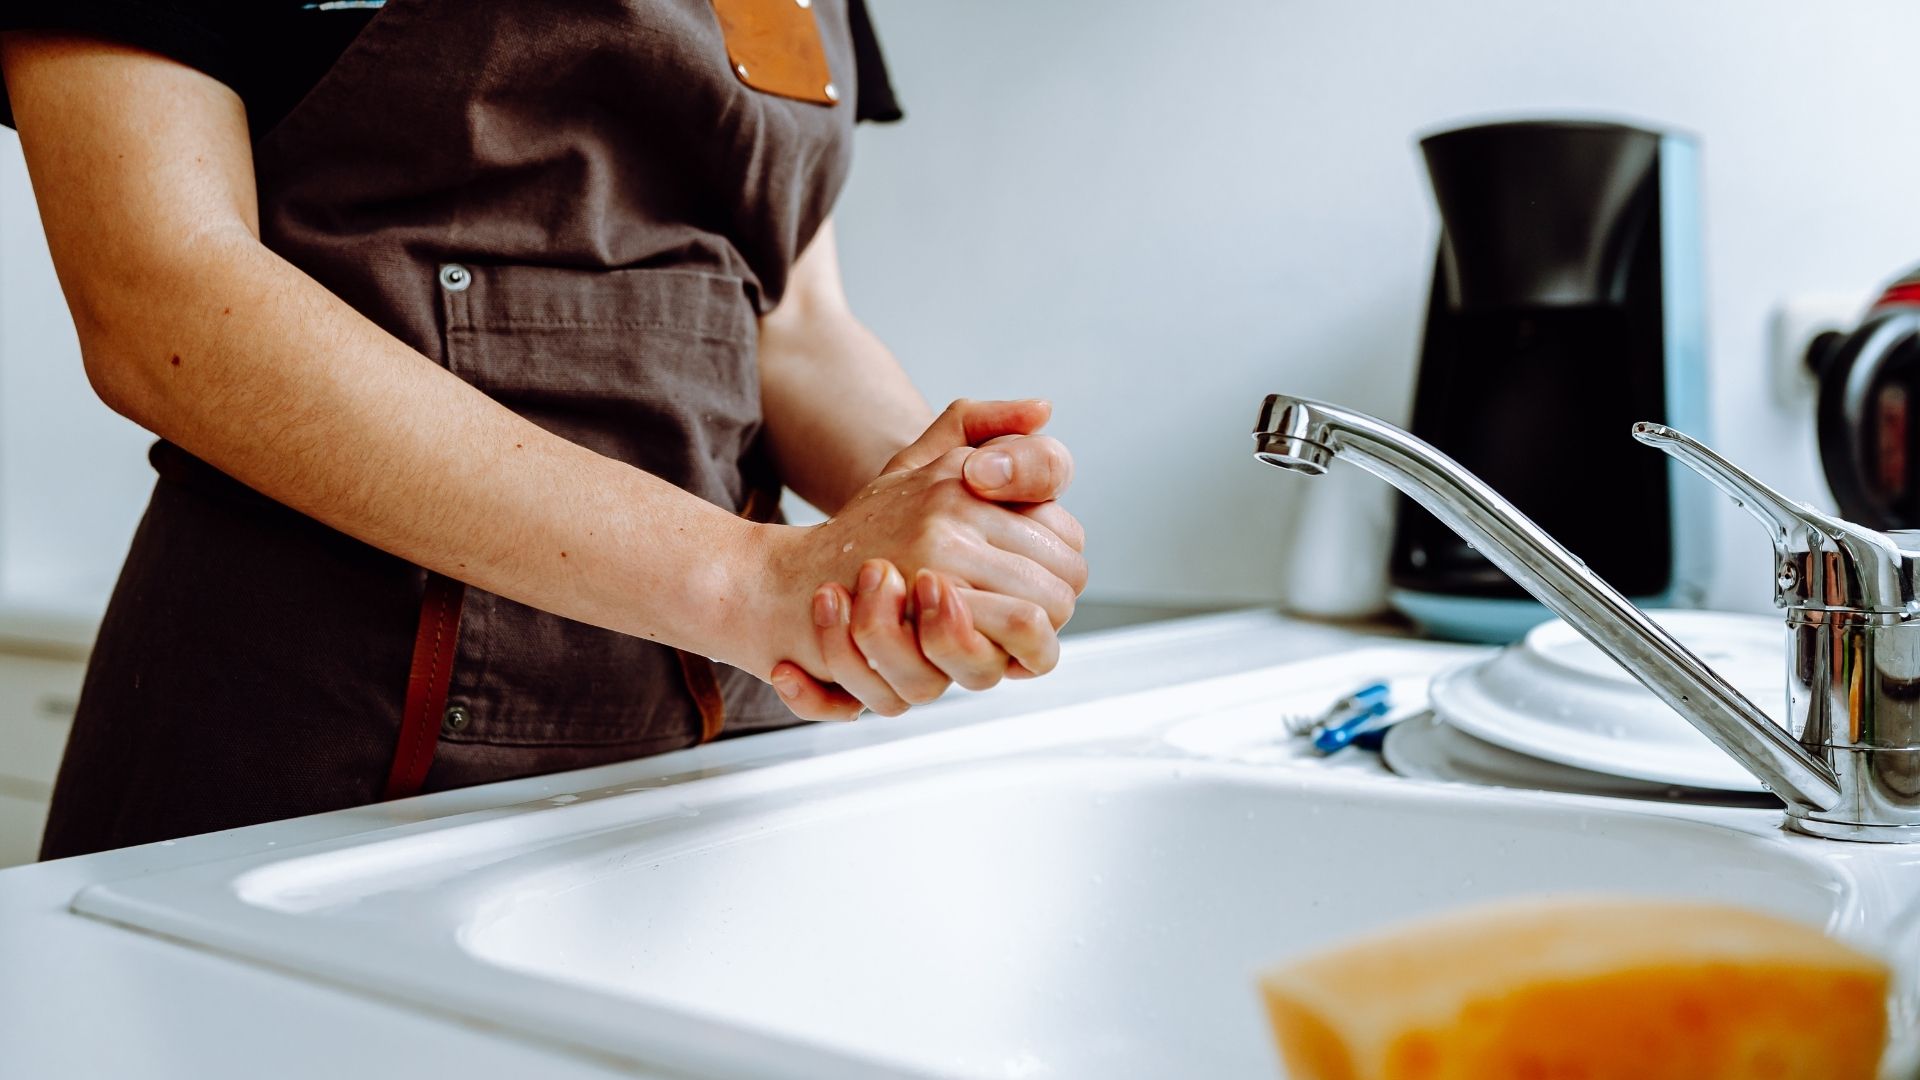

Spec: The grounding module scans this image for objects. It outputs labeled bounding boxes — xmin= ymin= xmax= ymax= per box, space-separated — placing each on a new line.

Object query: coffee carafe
xmin=1390 ymin=119 xmax=1713 ymax=642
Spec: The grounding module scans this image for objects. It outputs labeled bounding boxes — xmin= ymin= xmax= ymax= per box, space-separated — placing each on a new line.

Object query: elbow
xmin=71 ymin=306 xmax=168 ymax=432
xmin=80 ymin=346 xmax=149 ymax=426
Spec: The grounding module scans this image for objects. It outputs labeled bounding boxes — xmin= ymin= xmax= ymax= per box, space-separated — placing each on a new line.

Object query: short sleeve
xmin=848 ymin=0 xmax=902 ymax=123
xmin=0 ymin=0 xmax=257 ymax=128
xmin=0 ymin=0 xmax=368 ymax=135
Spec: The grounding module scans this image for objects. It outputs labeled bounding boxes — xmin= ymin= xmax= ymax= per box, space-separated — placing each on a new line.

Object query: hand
xmin=750 ymin=400 xmax=1084 ymax=677
xmin=763 ymin=400 xmax=1085 ymax=719
xmin=773 ymin=559 xmax=1064 ymax=719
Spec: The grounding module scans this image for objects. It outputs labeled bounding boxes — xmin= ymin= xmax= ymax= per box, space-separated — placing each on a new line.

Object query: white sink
xmin=72 ymin=645 xmax=1920 ymax=1079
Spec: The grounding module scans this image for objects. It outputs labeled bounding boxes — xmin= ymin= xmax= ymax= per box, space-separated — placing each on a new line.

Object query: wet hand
xmin=773 ymin=559 xmax=1063 ymax=720
xmin=766 ymin=399 xmax=1084 ymax=720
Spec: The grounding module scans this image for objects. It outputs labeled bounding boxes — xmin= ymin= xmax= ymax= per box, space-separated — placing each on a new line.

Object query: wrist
xmin=712 ymin=519 xmax=816 ymax=680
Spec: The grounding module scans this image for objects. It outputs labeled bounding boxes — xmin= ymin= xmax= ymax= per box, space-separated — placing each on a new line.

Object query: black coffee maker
xmin=1390 ymin=120 xmax=1713 ymax=642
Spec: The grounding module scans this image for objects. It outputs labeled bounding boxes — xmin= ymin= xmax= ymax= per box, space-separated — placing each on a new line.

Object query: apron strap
xmin=676 ymin=651 xmax=728 ymax=743
xmin=382 ymin=483 xmax=784 ymax=794
xmin=383 ymin=571 xmax=466 ymax=800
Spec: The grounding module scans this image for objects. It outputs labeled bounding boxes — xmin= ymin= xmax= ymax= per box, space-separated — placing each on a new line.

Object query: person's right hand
xmin=746 ymin=400 xmax=1087 ymax=715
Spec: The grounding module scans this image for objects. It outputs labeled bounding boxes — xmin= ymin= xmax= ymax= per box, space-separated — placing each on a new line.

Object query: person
xmin=0 ymin=0 xmax=1086 ymax=860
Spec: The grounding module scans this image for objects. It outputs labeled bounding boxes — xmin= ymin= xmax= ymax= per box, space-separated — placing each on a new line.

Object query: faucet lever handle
xmin=1630 ymin=422 xmax=1839 ymax=554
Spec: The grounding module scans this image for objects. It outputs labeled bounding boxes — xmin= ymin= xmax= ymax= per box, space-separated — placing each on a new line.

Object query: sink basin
xmin=70 ymin=645 xmax=1919 ymax=1079
xmin=464 ymin=757 xmax=1851 ymax=1079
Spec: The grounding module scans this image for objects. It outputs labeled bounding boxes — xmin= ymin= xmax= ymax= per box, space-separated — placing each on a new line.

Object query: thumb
xmin=885 ymin=398 xmax=1052 ymax=474
xmin=959 ymin=434 xmax=1074 ymax=503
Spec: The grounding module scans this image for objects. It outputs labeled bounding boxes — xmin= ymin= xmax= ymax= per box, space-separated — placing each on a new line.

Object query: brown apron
xmin=39 ymin=0 xmax=857 ymax=859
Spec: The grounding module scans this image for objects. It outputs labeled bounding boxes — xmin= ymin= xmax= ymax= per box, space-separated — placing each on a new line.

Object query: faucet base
xmin=1785 ymin=815 xmax=1920 ymax=844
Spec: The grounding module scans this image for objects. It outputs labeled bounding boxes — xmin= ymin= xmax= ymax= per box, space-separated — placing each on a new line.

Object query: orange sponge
xmin=1259 ymin=896 xmax=1888 ymax=1080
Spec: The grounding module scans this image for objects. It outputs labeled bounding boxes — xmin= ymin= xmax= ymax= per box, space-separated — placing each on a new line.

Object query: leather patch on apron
xmin=710 ymin=0 xmax=842 ymax=105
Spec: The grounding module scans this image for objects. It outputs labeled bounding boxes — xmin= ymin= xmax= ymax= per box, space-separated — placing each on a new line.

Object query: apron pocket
xmin=435 ymin=263 xmax=766 ymax=748
xmin=439 ymin=263 xmax=763 ymax=511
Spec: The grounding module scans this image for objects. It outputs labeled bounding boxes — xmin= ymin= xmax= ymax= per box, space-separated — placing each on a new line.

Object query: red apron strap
xmin=385 ymin=478 xmax=775 ymax=778
xmin=383 ymin=571 xmax=466 ymax=800
xmin=675 ymin=651 xmax=727 ymax=744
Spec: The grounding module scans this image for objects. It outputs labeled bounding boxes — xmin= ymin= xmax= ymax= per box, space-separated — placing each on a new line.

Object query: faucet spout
xmin=1253 ymin=394 xmax=1843 ymax=816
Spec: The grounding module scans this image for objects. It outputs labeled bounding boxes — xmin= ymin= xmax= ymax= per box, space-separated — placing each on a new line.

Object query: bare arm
xmin=2 ymin=34 xmax=1083 ymax=691
xmin=0 ymin=34 xmax=777 ymax=676
xmin=755 ymin=228 xmax=1090 ymax=719
xmin=757 ymin=220 xmax=931 ymax=513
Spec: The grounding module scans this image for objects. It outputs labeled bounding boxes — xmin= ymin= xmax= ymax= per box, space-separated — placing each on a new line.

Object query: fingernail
xmin=856 ymin=561 xmax=884 ymax=595
xmin=773 ymin=672 xmax=799 ymax=699
xmin=812 ymin=588 xmax=839 ymax=628
xmin=965 ymin=450 xmax=1013 ymax=490
xmin=914 ymin=570 xmax=940 ymax=614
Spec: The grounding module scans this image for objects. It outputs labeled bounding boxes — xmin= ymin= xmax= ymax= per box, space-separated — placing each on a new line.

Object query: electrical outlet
xmin=1770 ymin=292 xmax=1871 ymax=404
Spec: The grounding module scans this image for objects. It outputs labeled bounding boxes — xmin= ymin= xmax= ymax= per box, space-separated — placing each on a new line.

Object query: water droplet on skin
xmin=841 ymin=542 xmax=854 ymax=553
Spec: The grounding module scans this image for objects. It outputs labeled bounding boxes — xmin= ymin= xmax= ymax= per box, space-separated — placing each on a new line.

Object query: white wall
xmin=5 ymin=2 xmax=1920 ymax=620
xmin=836 ymin=0 xmax=1920 ymax=612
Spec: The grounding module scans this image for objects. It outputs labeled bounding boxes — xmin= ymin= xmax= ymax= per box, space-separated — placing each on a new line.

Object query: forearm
xmin=760 ymin=309 xmax=930 ymax=512
xmin=757 ymin=223 xmax=931 ymax=513
xmin=73 ymin=230 xmax=770 ymax=665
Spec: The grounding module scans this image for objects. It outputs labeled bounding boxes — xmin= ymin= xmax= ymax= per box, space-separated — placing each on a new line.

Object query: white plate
xmin=1429 ymin=610 xmax=1784 ymax=791
xmin=1382 ymin=710 xmax=1781 ymax=809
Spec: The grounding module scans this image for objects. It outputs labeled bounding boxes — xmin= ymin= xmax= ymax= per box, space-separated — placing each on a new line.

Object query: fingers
xmin=936 ymin=537 xmax=1079 ymax=629
xmin=914 ymin=569 xmax=1013 ymax=691
xmin=960 ymin=434 xmax=1074 ymax=504
xmin=784 ymin=561 xmax=1061 ymax=718
xmin=885 ymin=398 xmax=1052 ymax=474
xmin=812 ymin=583 xmax=911 ymax=717
xmin=1021 ymin=501 xmax=1086 ymax=553
xmin=847 ymin=560 xmax=952 ymax=706
xmin=976 ymin=506 xmax=1089 ymax=597
xmin=769 ymin=661 xmax=864 ymax=722
xmin=953 ymin=587 xmax=1061 ymax=677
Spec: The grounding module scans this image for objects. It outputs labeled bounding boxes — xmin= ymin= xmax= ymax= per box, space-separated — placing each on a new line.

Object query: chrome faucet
xmin=1254 ymin=395 xmax=1920 ymax=843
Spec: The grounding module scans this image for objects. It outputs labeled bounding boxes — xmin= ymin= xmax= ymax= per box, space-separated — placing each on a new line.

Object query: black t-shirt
xmin=0 ymin=0 xmax=903 ymax=134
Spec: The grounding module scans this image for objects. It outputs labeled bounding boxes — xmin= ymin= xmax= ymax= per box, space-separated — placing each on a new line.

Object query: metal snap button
xmin=442 ymin=704 xmax=471 ymax=733
xmin=795 ymin=0 xmax=811 ymax=7
xmin=734 ymin=63 xmax=750 ymax=80
xmin=438 ymin=263 xmax=471 ymax=292
xmin=823 ymin=83 xmax=840 ymax=103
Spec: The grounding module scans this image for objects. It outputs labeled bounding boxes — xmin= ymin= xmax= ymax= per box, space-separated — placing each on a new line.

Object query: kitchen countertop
xmin=0 ymin=607 xmax=1380 ymax=1079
